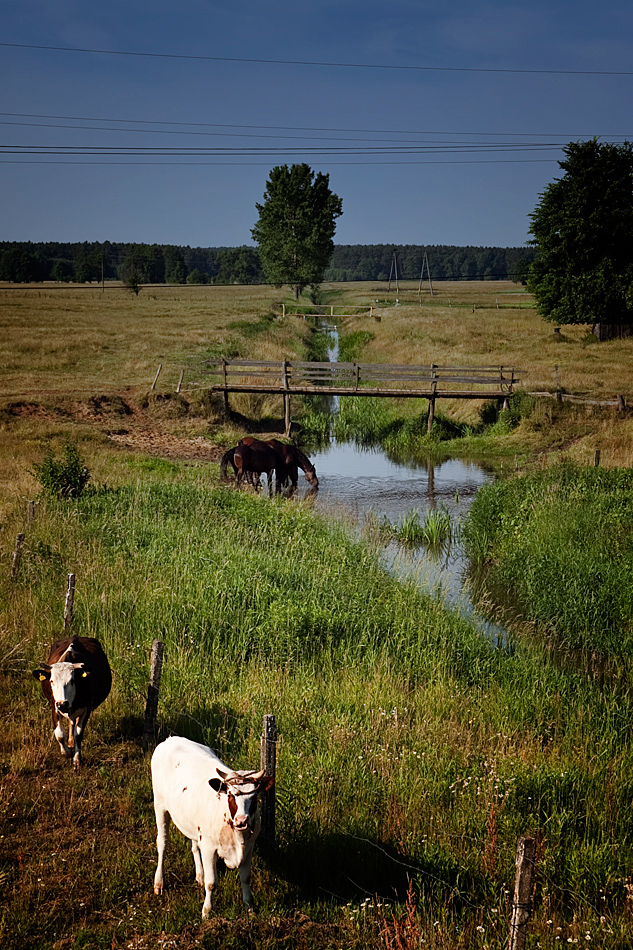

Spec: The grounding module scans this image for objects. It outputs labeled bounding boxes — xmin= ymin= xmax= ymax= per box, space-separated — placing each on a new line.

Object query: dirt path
xmin=106 ymin=429 xmax=224 ymax=462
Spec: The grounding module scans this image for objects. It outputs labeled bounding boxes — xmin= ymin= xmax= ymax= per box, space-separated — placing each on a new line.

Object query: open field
xmin=3 ymin=280 xmax=633 ymax=408
xmin=1 ymin=281 xmax=633 ymax=947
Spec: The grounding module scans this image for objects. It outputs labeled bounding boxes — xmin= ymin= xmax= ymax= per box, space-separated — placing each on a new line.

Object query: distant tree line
xmin=0 ymin=240 xmax=534 ymax=285
xmin=325 ymin=244 xmax=535 ymax=282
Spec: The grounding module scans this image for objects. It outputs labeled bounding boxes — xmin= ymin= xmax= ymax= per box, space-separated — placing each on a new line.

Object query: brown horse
xmin=239 ymin=438 xmax=318 ymax=491
xmin=220 ymin=447 xmax=259 ymax=487
xmin=232 ymin=441 xmax=288 ymax=495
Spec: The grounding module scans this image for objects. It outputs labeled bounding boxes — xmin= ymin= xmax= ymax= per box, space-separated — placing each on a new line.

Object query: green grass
xmin=463 ymin=462 xmax=633 ymax=658
xmin=2 ymin=471 xmax=633 ymax=947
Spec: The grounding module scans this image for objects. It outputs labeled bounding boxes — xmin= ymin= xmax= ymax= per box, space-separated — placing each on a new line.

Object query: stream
xmin=299 ymin=322 xmax=510 ymax=646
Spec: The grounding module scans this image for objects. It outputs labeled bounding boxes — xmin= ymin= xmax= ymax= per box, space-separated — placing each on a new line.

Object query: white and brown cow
xmin=32 ymin=636 xmax=112 ymax=769
xmin=151 ymin=736 xmax=274 ymax=917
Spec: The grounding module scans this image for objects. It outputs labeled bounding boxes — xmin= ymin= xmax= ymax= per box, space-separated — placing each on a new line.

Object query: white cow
xmin=151 ymin=736 xmax=274 ymax=917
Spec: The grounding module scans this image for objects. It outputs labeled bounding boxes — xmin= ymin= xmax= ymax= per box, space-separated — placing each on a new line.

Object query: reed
xmin=393 ymin=507 xmax=453 ymax=547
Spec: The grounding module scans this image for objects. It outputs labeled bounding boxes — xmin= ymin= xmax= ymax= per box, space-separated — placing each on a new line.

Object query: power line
xmin=4 ymin=120 xmax=620 ymax=148
xmin=2 ymin=41 xmax=632 ymax=76
xmin=2 ymin=112 xmax=630 ymax=141
xmin=0 ymin=144 xmax=563 ymax=154
xmin=0 ymin=158 xmax=558 ymax=166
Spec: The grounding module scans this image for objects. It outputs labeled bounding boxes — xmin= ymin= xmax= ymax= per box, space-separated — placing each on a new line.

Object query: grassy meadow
xmin=1 ymin=280 xmax=633 ymax=948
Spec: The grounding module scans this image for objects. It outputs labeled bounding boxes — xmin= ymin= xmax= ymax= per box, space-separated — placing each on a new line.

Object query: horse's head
xmin=304 ymin=467 xmax=319 ymax=488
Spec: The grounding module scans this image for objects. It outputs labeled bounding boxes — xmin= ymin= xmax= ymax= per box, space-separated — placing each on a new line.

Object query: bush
xmin=32 ymin=443 xmax=91 ymax=498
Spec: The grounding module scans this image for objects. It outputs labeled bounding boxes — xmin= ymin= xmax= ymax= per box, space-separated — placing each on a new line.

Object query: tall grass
xmin=2 ymin=474 xmax=633 ymax=946
xmin=463 ymin=462 xmax=633 ymax=657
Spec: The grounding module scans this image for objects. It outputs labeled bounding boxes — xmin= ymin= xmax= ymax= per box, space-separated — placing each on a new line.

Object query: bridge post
xmin=282 ymin=360 xmax=291 ymax=435
xmin=427 ymin=364 xmax=437 ymax=434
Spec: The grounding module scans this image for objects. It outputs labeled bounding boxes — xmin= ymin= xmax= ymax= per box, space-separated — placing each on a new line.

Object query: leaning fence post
xmin=151 ymin=364 xmax=162 ymax=390
xmin=63 ymin=573 xmax=76 ymax=631
xmin=260 ymin=714 xmax=277 ymax=845
xmin=11 ymin=533 xmax=25 ymax=579
xmin=509 ymin=836 xmax=536 ymax=950
xmin=143 ymin=640 xmax=164 ymax=750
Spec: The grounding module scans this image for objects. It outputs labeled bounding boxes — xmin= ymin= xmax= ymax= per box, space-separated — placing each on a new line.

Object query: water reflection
xmin=301 ymin=441 xmax=509 ymax=646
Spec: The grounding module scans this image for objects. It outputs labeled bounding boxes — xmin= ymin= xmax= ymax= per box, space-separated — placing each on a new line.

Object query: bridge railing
xmin=205 ymin=359 xmax=518 ymax=397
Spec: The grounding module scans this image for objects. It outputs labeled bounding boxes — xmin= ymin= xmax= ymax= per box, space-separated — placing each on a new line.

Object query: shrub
xmin=31 ymin=443 xmax=91 ymax=498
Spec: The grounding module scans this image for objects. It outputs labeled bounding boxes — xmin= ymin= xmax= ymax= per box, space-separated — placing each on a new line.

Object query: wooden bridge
xmin=206 ymin=359 xmax=519 ymax=433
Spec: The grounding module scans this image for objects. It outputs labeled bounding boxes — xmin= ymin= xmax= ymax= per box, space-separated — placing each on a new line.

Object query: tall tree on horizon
xmin=251 ymin=164 xmax=343 ymax=299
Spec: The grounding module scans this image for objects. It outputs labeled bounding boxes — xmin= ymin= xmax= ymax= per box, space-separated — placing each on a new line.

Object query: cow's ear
xmin=209 ymin=778 xmax=227 ymax=793
xmin=33 ymin=669 xmax=50 ymax=681
xmin=258 ymin=775 xmax=275 ymax=794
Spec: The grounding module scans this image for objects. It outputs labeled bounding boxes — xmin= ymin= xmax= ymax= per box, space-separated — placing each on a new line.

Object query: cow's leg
xmin=238 ymin=856 xmax=256 ymax=911
xmin=191 ymin=837 xmax=204 ymax=887
xmin=53 ymin=709 xmax=72 ymax=759
xmin=71 ymin=709 xmax=89 ymax=770
xmin=153 ymin=804 xmax=170 ymax=895
xmin=199 ymin=846 xmax=218 ymax=918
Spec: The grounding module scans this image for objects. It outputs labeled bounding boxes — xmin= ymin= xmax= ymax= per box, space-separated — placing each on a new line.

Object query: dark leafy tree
xmin=186 ymin=268 xmax=207 ymax=284
xmin=251 ymin=164 xmax=343 ymax=299
xmin=529 ymin=140 xmax=633 ymax=326
xmin=215 ymin=247 xmax=263 ymax=284
xmin=0 ymin=247 xmax=41 ymax=282
xmin=51 ymin=261 xmax=72 ymax=282
xmin=120 ymin=248 xmax=146 ymax=295
xmin=164 ymin=246 xmax=187 ymax=284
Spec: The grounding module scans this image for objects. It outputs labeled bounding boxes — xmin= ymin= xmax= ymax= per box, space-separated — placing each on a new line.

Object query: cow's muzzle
xmin=56 ymin=701 xmax=70 ymax=714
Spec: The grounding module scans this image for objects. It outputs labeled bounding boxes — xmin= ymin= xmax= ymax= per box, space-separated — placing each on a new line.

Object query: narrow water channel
xmin=300 ymin=322 xmax=510 ymax=646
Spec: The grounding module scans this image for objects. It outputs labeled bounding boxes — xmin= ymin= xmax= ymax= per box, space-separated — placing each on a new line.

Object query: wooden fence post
xmin=594 ymin=449 xmax=601 ymax=467
xmin=509 ymin=836 xmax=536 ymax=950
xmin=143 ymin=640 xmax=164 ymax=750
xmin=222 ymin=359 xmax=229 ymax=413
xmin=151 ymin=364 xmax=162 ymax=390
xmin=63 ymin=573 xmax=76 ymax=631
xmin=176 ymin=370 xmax=184 ymax=394
xmin=11 ymin=533 xmax=25 ymax=579
xmin=260 ymin=714 xmax=277 ymax=845
xmin=27 ymin=500 xmax=35 ymax=522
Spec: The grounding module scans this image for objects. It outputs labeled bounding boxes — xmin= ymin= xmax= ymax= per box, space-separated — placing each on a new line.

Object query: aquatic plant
xmin=395 ymin=507 xmax=453 ymax=547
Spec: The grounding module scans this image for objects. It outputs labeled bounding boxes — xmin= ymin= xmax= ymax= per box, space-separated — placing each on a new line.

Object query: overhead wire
xmin=1 ymin=112 xmax=630 ymax=140
xmin=2 ymin=41 xmax=633 ymax=76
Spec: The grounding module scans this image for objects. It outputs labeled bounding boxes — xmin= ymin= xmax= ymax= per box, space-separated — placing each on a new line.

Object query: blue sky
xmin=1 ymin=1 xmax=632 ymax=248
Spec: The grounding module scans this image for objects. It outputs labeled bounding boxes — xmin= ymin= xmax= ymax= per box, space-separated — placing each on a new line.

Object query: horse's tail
xmin=220 ymin=448 xmax=236 ymax=481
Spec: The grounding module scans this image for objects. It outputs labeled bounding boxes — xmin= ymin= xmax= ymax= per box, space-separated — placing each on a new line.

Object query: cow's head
xmin=32 ymin=662 xmax=90 ymax=715
xmin=209 ymin=768 xmax=275 ymax=832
